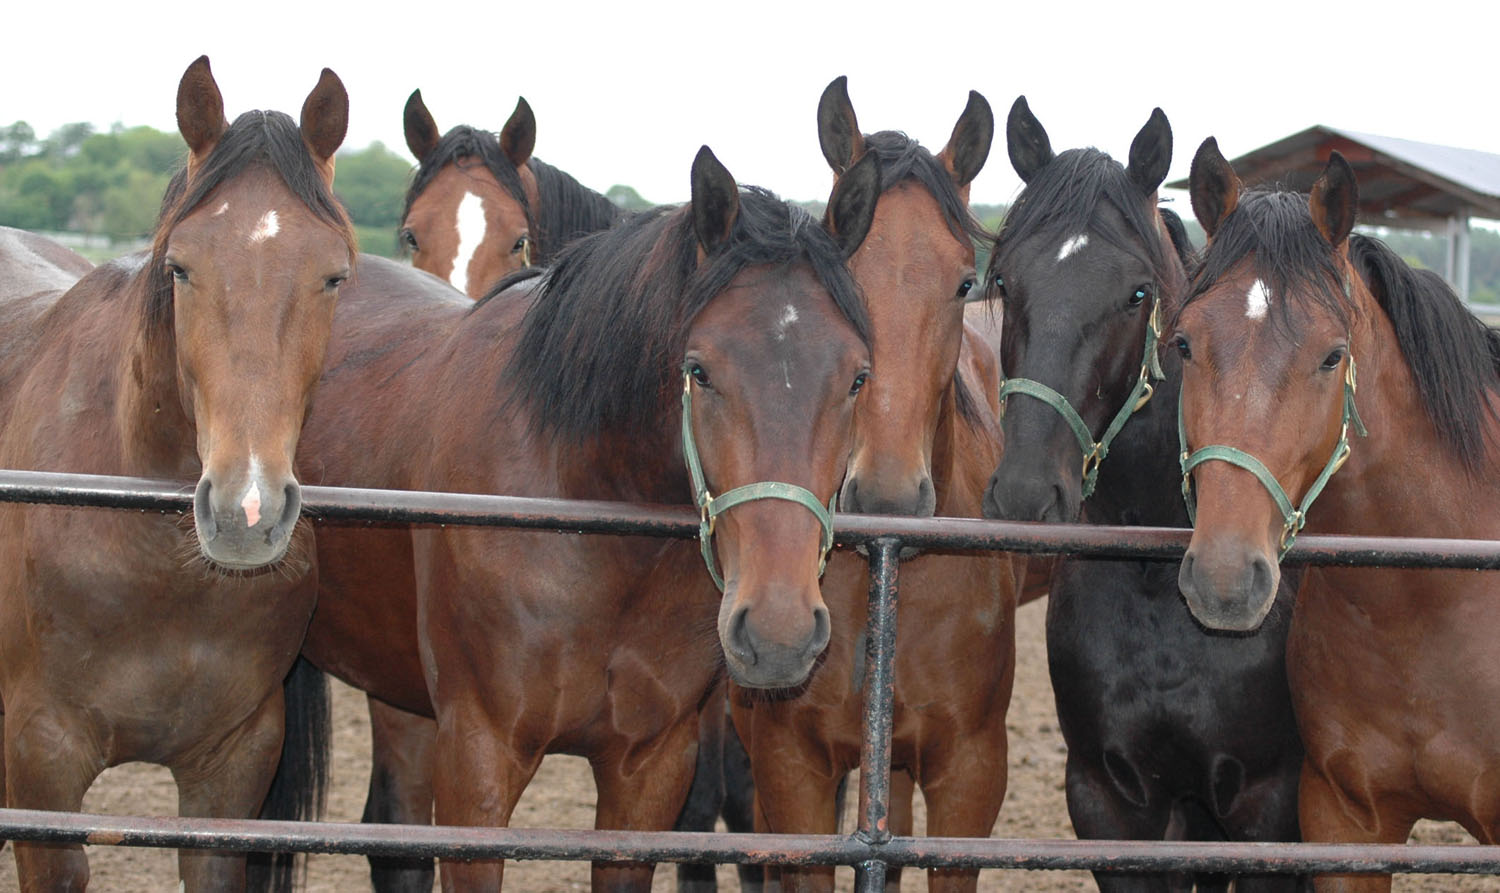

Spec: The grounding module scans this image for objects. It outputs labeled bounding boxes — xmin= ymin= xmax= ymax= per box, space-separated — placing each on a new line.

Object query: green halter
xmin=1179 ymin=355 xmax=1368 ymax=559
xmin=998 ymin=295 xmax=1166 ymax=499
xmin=680 ymin=371 xmax=836 ymax=591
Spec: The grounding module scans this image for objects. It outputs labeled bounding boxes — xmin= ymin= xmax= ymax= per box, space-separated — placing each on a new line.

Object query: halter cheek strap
xmin=998 ymin=295 xmax=1165 ymax=499
xmin=681 ymin=372 xmax=836 ymax=592
xmin=1179 ymin=355 xmax=1368 ymax=559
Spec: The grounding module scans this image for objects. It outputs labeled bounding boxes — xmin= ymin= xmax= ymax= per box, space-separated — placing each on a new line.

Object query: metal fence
xmin=3 ymin=467 xmax=1500 ymax=886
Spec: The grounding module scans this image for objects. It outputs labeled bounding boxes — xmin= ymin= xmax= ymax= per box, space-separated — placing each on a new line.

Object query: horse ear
xmin=1189 ymin=137 xmax=1241 ymax=239
xmin=1309 ymin=152 xmax=1359 ymax=247
xmin=403 ymin=89 xmax=441 ymax=162
xmin=1006 ymin=95 xmax=1053 ymax=184
xmin=817 ymin=76 xmax=865 ymax=174
xmin=825 ymin=150 xmax=882 ymax=257
xmin=300 ymin=68 xmax=349 ymax=177
xmin=938 ymin=90 xmax=993 ymax=190
xmin=176 ymin=55 xmax=228 ymax=167
xmin=691 ymin=145 xmax=739 ymax=256
xmin=1126 ymin=107 xmax=1172 ymax=195
xmin=500 ymin=97 xmax=536 ymax=168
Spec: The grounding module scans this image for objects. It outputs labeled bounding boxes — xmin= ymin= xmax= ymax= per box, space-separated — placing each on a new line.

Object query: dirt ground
xmin=1 ymin=598 xmax=1493 ymax=891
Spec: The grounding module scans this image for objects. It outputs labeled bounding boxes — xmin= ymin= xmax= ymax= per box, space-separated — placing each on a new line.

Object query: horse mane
xmin=146 ymin=110 xmax=355 ymax=346
xmin=402 ymin=125 xmax=619 ymax=263
xmin=528 ymin=158 xmax=623 ymax=261
xmin=1184 ymin=186 xmax=1500 ymax=472
xmin=861 ymin=130 xmax=990 ymax=427
xmin=504 ymin=187 xmax=870 ymax=444
xmin=988 ymin=147 xmax=1175 ymax=292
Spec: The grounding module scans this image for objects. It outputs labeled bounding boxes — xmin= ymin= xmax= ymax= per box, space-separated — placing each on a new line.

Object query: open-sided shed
xmin=1168 ymin=126 xmax=1500 ymax=302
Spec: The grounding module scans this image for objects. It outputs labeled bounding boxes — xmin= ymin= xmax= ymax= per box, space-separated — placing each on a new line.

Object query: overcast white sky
xmin=6 ymin=0 xmax=1498 ymax=211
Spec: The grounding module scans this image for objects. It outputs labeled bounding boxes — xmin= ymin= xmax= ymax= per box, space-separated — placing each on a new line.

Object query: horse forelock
xmin=862 ymin=131 xmax=989 ymax=249
xmin=504 ymin=187 xmax=869 ymax=446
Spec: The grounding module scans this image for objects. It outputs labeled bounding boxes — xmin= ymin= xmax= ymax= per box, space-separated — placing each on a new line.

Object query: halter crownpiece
xmin=680 ymin=370 xmax=836 ymax=591
xmin=1179 ymin=353 xmax=1368 ymax=559
xmin=998 ymin=292 xmax=1165 ymax=499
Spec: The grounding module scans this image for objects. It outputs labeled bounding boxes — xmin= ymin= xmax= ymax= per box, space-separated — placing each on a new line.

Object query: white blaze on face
xmin=1246 ymin=278 xmax=1270 ymax=320
xmin=241 ymin=455 xmax=264 ymax=528
xmin=1056 ymin=234 xmax=1089 ymax=262
xmin=249 ymin=209 xmax=280 ymax=243
xmin=775 ymin=304 xmax=799 ymax=341
xmin=450 ymin=191 xmax=488 ymax=295
xmin=213 ymin=201 xmax=230 ymax=216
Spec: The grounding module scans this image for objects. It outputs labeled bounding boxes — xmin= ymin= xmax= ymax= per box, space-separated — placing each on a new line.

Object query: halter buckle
xmin=1082 ymin=443 xmax=1104 ymax=484
xmin=1279 ymin=510 xmax=1305 ymax=553
xmin=1133 ymin=377 xmax=1155 ymax=412
xmin=699 ymin=492 xmax=716 ymax=538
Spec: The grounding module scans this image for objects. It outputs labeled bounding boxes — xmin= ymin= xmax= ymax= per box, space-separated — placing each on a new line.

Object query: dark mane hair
xmin=146 ymin=110 xmax=355 ymax=343
xmin=988 ymin=147 xmax=1176 ymax=292
xmin=504 ymin=187 xmax=870 ymax=443
xmin=1183 ymin=186 xmax=1500 ymax=472
xmin=861 ymin=130 xmax=990 ymax=425
xmin=401 ymin=126 xmax=620 ymax=263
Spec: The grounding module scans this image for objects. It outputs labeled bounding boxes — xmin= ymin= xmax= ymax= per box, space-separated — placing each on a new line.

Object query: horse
xmin=399 ymin=89 xmax=622 ymax=298
xmin=728 ymin=77 xmax=1014 ymax=893
xmin=1176 ymin=139 xmax=1500 ymax=891
xmin=296 ymin=143 xmax=884 ymax=889
xmin=982 ymin=98 xmax=1305 ymax=892
xmin=0 ymin=56 xmax=351 ymax=891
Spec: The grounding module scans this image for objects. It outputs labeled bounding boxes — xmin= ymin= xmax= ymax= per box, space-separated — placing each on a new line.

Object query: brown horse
xmin=0 ymin=57 xmax=352 ymax=891
xmin=297 ymin=144 xmax=883 ymax=889
xmin=399 ymin=89 xmax=621 ymax=298
xmin=1176 ymin=141 xmax=1500 ymax=890
xmin=730 ymin=78 xmax=1014 ymax=893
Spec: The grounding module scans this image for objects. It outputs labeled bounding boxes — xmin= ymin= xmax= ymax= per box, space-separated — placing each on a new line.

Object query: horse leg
xmin=591 ymin=715 xmax=701 ymax=893
xmin=1298 ymin=761 xmax=1410 ymax=893
xmin=1063 ymin=751 xmax=1173 ymax=893
xmin=363 ymin=697 xmax=437 ymax=893
xmin=720 ymin=717 xmax=761 ymax=892
xmin=4 ymin=701 xmax=102 ymax=891
xmin=430 ymin=705 xmax=540 ymax=891
xmin=674 ymin=691 xmax=727 ymax=893
xmin=916 ymin=737 xmax=1006 ymax=893
xmin=172 ymin=688 xmax=288 ymax=892
xmin=749 ymin=751 xmax=842 ymax=893
xmin=1219 ymin=759 xmax=1306 ymax=892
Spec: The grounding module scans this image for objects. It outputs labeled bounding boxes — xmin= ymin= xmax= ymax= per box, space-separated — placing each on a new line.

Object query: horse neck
xmin=549 ymin=411 xmax=686 ymax=504
xmin=1085 ymin=351 xmax=1192 ymax=528
xmin=112 ymin=270 xmax=198 ymax=478
xmin=931 ymin=342 xmax=1002 ymax=519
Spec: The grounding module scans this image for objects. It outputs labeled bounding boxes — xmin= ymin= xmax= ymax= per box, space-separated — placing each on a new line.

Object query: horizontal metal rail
xmin=0 ymin=468 xmax=1497 ymax=568
xmin=3 ymin=810 xmax=1500 ymax=876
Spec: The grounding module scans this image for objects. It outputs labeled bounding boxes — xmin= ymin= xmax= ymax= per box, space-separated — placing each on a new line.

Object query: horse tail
xmin=247 ymin=656 xmax=331 ymax=893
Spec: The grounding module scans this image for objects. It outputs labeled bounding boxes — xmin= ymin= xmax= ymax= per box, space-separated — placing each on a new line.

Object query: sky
xmin=7 ymin=0 xmax=1499 ymax=214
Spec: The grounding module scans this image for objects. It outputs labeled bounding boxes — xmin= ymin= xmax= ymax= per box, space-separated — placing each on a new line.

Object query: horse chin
xmin=723 ymin=655 xmax=817 ymax=692
xmin=184 ymin=515 xmax=313 ymax=581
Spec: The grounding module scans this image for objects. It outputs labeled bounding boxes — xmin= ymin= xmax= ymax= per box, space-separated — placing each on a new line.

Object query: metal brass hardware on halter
xmin=1179 ymin=354 xmax=1368 ymax=559
xmin=680 ymin=370 xmax=836 ymax=591
xmin=997 ymin=295 xmax=1165 ymax=499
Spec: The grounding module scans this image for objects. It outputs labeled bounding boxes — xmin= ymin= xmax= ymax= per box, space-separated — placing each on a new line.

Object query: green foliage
xmin=334 ymin=141 xmax=411 ymax=231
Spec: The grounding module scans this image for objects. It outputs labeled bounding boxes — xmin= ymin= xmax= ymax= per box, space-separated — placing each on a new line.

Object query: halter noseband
xmin=681 ymin=371 xmax=836 ymax=591
xmin=1179 ymin=352 xmax=1368 ymax=559
xmin=998 ymin=293 xmax=1166 ymax=499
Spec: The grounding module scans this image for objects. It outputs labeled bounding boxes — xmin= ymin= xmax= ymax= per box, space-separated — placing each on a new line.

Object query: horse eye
xmin=956 ymin=279 xmax=975 ymax=300
xmin=166 ymin=262 xmax=188 ymax=282
xmin=401 ymin=229 xmax=419 ymax=252
xmin=325 ymin=274 xmax=348 ymax=291
xmin=512 ymin=235 xmax=530 ymax=253
xmin=1320 ymin=348 xmax=1345 ymax=371
xmin=1173 ymin=334 xmax=1192 ymax=360
xmin=688 ymin=362 xmax=711 ymax=388
xmin=850 ymin=371 xmax=869 ymax=396
xmin=992 ymin=274 xmax=1007 ymax=298
xmin=1129 ymin=284 xmax=1150 ymax=307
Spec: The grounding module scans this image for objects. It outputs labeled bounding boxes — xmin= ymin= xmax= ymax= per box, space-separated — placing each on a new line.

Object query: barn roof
xmin=1167 ymin=126 xmax=1500 ymax=227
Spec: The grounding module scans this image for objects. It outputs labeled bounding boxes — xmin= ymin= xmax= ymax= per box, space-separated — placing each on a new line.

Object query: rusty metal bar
xmin=2 ymin=468 xmax=1499 ymax=568
xmin=855 ymin=538 xmax=901 ymax=890
xmin=4 ymin=809 xmax=1500 ymax=875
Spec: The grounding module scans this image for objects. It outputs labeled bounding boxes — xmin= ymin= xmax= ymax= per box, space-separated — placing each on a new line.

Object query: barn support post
xmin=855 ymin=537 xmax=901 ymax=890
xmin=1446 ymin=214 xmax=1472 ymax=302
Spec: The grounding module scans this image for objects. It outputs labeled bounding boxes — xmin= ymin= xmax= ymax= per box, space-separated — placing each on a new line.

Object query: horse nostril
xmin=809 ymin=605 xmax=830 ymax=654
xmin=726 ymin=606 xmax=758 ymax=667
xmin=193 ymin=476 xmax=218 ymax=540
xmin=270 ymin=482 xmax=302 ymax=542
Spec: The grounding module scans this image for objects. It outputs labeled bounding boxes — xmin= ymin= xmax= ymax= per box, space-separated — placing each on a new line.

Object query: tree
xmin=605 ymin=184 xmax=651 ymax=211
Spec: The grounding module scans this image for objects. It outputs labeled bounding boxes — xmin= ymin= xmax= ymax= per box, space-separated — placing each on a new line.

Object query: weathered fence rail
xmin=2 ymin=467 xmax=1499 ymax=885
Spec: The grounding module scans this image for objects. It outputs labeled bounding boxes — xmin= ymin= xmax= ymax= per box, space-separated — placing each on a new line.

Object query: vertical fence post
xmin=856 ymin=537 xmax=901 ymax=891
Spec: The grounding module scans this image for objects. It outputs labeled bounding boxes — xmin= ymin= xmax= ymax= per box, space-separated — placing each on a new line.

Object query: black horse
xmin=983 ymin=97 xmax=1305 ymax=892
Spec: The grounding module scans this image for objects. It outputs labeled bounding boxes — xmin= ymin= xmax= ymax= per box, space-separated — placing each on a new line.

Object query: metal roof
xmin=1167 ymin=126 xmax=1500 ymax=226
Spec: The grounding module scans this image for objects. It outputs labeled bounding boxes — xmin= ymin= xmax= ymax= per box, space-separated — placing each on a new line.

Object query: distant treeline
xmin=1 ymin=120 xmax=1497 ymax=303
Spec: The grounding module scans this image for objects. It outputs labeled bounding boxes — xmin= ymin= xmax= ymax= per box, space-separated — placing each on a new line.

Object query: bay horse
xmin=1177 ymin=140 xmax=1500 ymax=891
xmin=399 ymin=89 xmax=621 ymax=297
xmin=729 ymin=77 xmax=1014 ymax=893
xmin=297 ymin=144 xmax=884 ymax=889
xmin=0 ymin=56 xmax=351 ymax=891
xmin=983 ymin=98 xmax=1305 ymax=891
